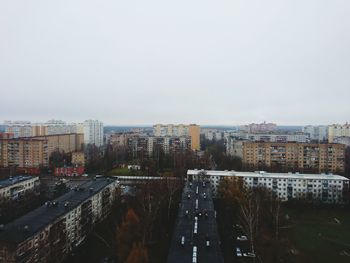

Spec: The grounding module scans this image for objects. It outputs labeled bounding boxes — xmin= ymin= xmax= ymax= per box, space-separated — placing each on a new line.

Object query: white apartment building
xmin=302 ymin=125 xmax=328 ymax=142
xmin=328 ymin=123 xmax=350 ymax=143
xmin=80 ymin=120 xmax=104 ymax=147
xmin=188 ymin=170 xmax=349 ymax=203
xmin=4 ymin=120 xmax=104 ymax=147
xmin=0 ymin=175 xmax=39 ymax=200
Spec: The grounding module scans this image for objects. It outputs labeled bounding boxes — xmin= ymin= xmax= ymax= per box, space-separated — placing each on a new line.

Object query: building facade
xmin=127 ymin=136 xmax=192 ymax=159
xmin=81 ymin=120 xmax=104 ymax=147
xmin=328 ymin=123 xmax=350 ymax=143
xmin=239 ymin=122 xmax=277 ymax=133
xmin=153 ymin=124 xmax=200 ymax=151
xmin=0 ymin=175 xmax=39 ymax=200
xmin=54 ymin=166 xmax=85 ymax=176
xmin=188 ymin=169 xmax=349 ymax=203
xmin=0 ymin=138 xmax=49 ymax=168
xmin=0 ymin=134 xmax=83 ymax=169
xmin=302 ymin=125 xmax=328 ymax=142
xmin=240 ymin=142 xmax=345 ymax=174
xmin=71 ymin=152 xmax=85 ymax=166
xmin=0 ymin=178 xmax=118 ymax=263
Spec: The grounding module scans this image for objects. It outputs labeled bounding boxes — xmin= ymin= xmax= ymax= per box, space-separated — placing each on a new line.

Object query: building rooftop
xmin=188 ymin=170 xmax=350 ymax=181
xmin=0 ymin=177 xmax=117 ymax=244
xmin=0 ymin=175 xmax=37 ymax=189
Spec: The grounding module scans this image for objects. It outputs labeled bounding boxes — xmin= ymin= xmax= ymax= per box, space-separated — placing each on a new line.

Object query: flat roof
xmin=0 ymin=175 xmax=37 ymax=189
xmin=187 ymin=170 xmax=349 ymax=181
xmin=0 ymin=177 xmax=117 ymax=244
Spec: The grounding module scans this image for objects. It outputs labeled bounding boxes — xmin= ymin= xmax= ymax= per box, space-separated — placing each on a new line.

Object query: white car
xmin=243 ymin=252 xmax=256 ymax=258
xmin=237 ymin=235 xmax=248 ymax=241
xmin=236 ymin=247 xmax=242 ymax=257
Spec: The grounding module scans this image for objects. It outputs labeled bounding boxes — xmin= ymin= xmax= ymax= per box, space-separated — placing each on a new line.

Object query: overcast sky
xmin=0 ymin=0 xmax=349 ymax=126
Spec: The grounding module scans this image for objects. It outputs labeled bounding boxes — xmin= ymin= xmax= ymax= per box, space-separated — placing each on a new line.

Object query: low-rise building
xmin=0 ymin=177 xmax=118 ymax=263
xmin=54 ymin=166 xmax=85 ymax=177
xmin=0 ymin=175 xmax=39 ymax=200
xmin=188 ymin=170 xmax=349 ymax=203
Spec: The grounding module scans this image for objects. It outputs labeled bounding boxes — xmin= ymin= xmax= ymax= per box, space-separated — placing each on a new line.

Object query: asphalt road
xmin=167 ymin=179 xmax=224 ymax=263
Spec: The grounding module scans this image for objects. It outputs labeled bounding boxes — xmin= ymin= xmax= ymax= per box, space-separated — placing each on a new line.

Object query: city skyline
xmin=1 ymin=0 xmax=350 ymax=125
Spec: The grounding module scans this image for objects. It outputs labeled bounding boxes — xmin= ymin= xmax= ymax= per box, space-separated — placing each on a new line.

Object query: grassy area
xmin=106 ymin=167 xmax=138 ymax=176
xmin=282 ymin=205 xmax=350 ymax=263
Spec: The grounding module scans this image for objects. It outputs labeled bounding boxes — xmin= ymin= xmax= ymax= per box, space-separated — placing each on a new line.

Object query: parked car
xmin=243 ymin=252 xmax=256 ymax=258
xmin=237 ymin=235 xmax=248 ymax=241
xmin=236 ymin=247 xmax=242 ymax=257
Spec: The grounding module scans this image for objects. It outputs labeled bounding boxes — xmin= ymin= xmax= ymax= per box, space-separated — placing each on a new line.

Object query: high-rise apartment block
xmin=302 ymin=125 xmax=328 ymax=142
xmin=0 ymin=134 xmax=83 ymax=169
xmin=239 ymin=142 xmax=345 ymax=174
xmin=153 ymin=124 xmax=200 ymax=151
xmin=328 ymin=123 xmax=350 ymax=143
xmin=81 ymin=120 xmax=104 ymax=147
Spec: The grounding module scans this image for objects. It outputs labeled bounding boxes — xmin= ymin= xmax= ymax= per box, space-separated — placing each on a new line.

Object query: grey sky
xmin=1 ymin=0 xmax=349 ymax=125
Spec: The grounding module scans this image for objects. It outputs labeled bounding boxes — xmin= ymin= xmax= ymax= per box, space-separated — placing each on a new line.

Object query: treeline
xmin=115 ymin=179 xmax=183 ymax=263
xmin=217 ymin=178 xmax=285 ymax=262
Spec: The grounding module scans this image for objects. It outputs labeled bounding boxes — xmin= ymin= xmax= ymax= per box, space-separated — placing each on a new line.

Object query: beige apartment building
xmin=0 ymin=138 xmax=48 ymax=168
xmin=72 ymin=151 xmax=85 ymax=166
xmin=153 ymin=124 xmax=200 ymax=151
xmin=328 ymin=123 xmax=350 ymax=143
xmin=0 ymin=134 xmax=84 ymax=168
xmin=242 ymin=142 xmax=345 ymax=174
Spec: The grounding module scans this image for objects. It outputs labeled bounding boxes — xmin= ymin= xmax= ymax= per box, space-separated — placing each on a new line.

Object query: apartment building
xmin=302 ymin=125 xmax=328 ymax=142
xmin=241 ymin=142 xmax=345 ymax=174
xmin=0 ymin=177 xmax=119 ymax=263
xmin=0 ymin=175 xmax=39 ymax=200
xmin=153 ymin=124 xmax=200 ymax=151
xmin=127 ymin=136 xmax=192 ymax=159
xmin=188 ymin=169 xmax=349 ymax=203
xmin=4 ymin=120 xmax=104 ymax=147
xmin=239 ymin=122 xmax=277 ymax=133
xmin=328 ymin=123 xmax=350 ymax=143
xmin=72 ymin=152 xmax=85 ymax=166
xmin=0 ymin=134 xmax=83 ymax=169
xmin=37 ymin=134 xmax=84 ymax=156
xmin=202 ymin=129 xmax=224 ymax=141
xmin=80 ymin=120 xmax=104 ymax=147
xmin=0 ymin=138 xmax=49 ymax=168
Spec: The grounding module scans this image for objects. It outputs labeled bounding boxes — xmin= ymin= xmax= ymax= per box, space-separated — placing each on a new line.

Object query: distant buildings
xmin=302 ymin=125 xmax=328 ymax=142
xmin=202 ymin=129 xmax=224 ymax=141
xmin=328 ymin=123 xmax=350 ymax=143
xmin=188 ymin=169 xmax=349 ymax=203
xmin=0 ymin=177 xmax=118 ymax=263
xmin=127 ymin=136 xmax=192 ymax=159
xmin=0 ymin=175 xmax=39 ymax=200
xmin=153 ymin=124 xmax=200 ymax=151
xmin=4 ymin=120 xmax=104 ymax=147
xmin=227 ymin=141 xmax=345 ymax=174
xmin=239 ymin=122 xmax=277 ymax=133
